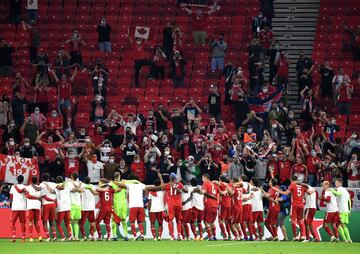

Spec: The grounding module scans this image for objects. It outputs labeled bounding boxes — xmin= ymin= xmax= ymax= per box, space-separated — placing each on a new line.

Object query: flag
xmin=247 ymin=85 xmax=283 ymax=114
xmin=135 ymin=26 xmax=150 ymax=40
xmin=0 ymin=154 xmax=39 ymax=184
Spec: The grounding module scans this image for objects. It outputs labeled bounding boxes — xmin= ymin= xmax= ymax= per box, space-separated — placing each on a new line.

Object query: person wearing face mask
xmin=20 ymin=138 xmax=38 ymax=158
xmin=65 ymin=28 xmax=86 ymax=67
xmin=60 ymin=150 xmax=80 ymax=179
xmin=36 ymin=131 xmax=64 ymax=162
xmin=11 ymin=91 xmax=27 ymax=128
xmin=183 ymin=156 xmax=199 ymax=184
xmin=268 ymin=40 xmax=281 ymax=85
xmin=178 ymin=134 xmax=196 ymax=160
xmin=120 ymin=114 xmax=142 ymax=136
xmin=85 ymin=154 xmax=104 ymax=184
xmin=46 ymin=110 xmax=63 ymax=131
xmin=346 ymin=153 xmax=360 ymax=187
xmin=243 ymin=125 xmax=257 ymax=144
xmin=30 ymin=107 xmax=46 ymax=131
xmin=98 ymin=140 xmax=114 ymax=163
xmin=323 ymin=117 xmax=340 ymax=145
xmin=121 ymin=140 xmax=139 ymax=166
xmin=3 ymin=138 xmax=18 ymax=155
xmin=242 ymin=111 xmax=263 ymax=141
xmin=344 ymin=132 xmax=359 ymax=159
xmin=3 ymin=120 xmax=21 ymax=144
xmin=306 ymin=150 xmax=322 ymax=187
xmin=100 ymin=155 xmax=119 ymax=180
xmin=130 ymin=154 xmax=146 ymax=182
xmin=197 ymin=154 xmax=219 ymax=181
xmin=275 ymin=50 xmax=289 ymax=92
xmin=97 ymin=17 xmax=112 ymax=53
xmin=209 ymin=34 xmax=227 ymax=72
xmin=252 ymin=11 xmax=269 ymax=36
xmin=144 ymin=141 xmax=162 ymax=163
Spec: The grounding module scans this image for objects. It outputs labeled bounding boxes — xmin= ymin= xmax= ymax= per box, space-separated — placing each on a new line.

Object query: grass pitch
xmin=1 ymin=239 xmax=360 ymax=254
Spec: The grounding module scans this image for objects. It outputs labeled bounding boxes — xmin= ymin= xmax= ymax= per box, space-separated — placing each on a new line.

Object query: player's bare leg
xmin=33 ymin=219 xmax=42 ymax=242
xmin=219 ymin=219 xmax=227 ymax=240
xmin=280 ymin=225 xmax=289 ymax=241
xmin=225 ymin=221 xmax=232 ymax=240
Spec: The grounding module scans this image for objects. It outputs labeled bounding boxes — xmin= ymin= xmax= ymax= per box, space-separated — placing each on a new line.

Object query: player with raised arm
xmin=148 ymin=178 xmax=165 ymax=241
xmin=228 ymin=178 xmax=246 ymax=241
xmin=302 ymin=183 xmax=319 ymax=242
xmin=80 ymin=176 xmax=97 ymax=241
xmin=10 ymin=175 xmax=27 ymax=242
xmin=189 ymin=178 xmax=205 ymax=241
xmin=40 ymin=173 xmax=57 ymax=242
xmin=250 ymin=178 xmax=264 ymax=241
xmin=55 ymin=176 xmax=73 ymax=241
xmin=333 ymin=178 xmax=352 ymax=243
xmin=239 ymin=175 xmax=255 ymax=240
xmin=320 ymin=181 xmax=340 ymax=242
xmin=110 ymin=172 xmax=130 ymax=241
xmin=67 ymin=172 xmax=83 ymax=241
xmin=25 ymin=176 xmax=44 ymax=242
xmin=263 ymin=178 xmax=280 ymax=241
xmin=274 ymin=175 xmax=307 ymax=241
xmin=200 ymin=173 xmax=219 ymax=241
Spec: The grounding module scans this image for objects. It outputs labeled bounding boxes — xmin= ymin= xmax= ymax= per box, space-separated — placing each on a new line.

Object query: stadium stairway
xmin=271 ymin=0 xmax=320 ymax=146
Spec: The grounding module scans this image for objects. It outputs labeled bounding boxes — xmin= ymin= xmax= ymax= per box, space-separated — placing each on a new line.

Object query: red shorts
xmin=265 ymin=210 xmax=279 ymax=225
xmin=168 ymin=205 xmax=182 ymax=222
xmin=129 ymin=207 xmax=145 ymax=223
xmin=149 ymin=211 xmax=164 ymax=224
xmin=204 ymin=207 xmax=217 ymax=223
xmin=42 ymin=203 xmax=56 ymax=221
xmin=324 ymin=212 xmax=340 ymax=224
xmin=219 ymin=206 xmax=231 ymax=221
xmin=27 ymin=209 xmax=40 ymax=222
xmin=181 ymin=209 xmax=192 ymax=223
xmin=57 ymin=211 xmax=70 ymax=224
xmin=252 ymin=211 xmax=264 ymax=223
xmin=304 ymin=208 xmax=316 ymax=224
xmin=242 ymin=204 xmax=253 ymax=223
xmin=290 ymin=205 xmax=304 ymax=221
xmin=80 ymin=210 xmax=95 ymax=223
xmin=191 ymin=207 xmax=204 ymax=223
xmin=96 ymin=209 xmax=112 ymax=224
xmin=11 ymin=210 xmax=26 ymax=224
xmin=232 ymin=208 xmax=243 ymax=223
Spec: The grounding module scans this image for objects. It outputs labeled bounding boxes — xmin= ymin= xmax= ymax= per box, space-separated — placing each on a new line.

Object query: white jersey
xmin=55 ymin=183 xmax=72 ymax=212
xmin=305 ymin=186 xmax=317 ymax=209
xmin=87 ymin=161 xmax=103 ymax=183
xmin=26 ymin=185 xmax=45 ymax=210
xmin=181 ymin=187 xmax=193 ymax=211
xmin=242 ymin=182 xmax=252 ymax=205
xmin=149 ymin=191 xmax=165 ymax=213
xmin=67 ymin=180 xmax=82 ymax=208
xmin=81 ymin=184 xmax=96 ymax=211
xmin=325 ymin=190 xmax=338 ymax=213
xmin=10 ymin=184 xmax=27 ymax=211
xmin=190 ymin=186 xmax=204 ymax=211
xmin=40 ymin=182 xmax=57 ymax=205
xmin=99 ymin=147 xmax=112 ymax=163
xmin=251 ymin=189 xmax=263 ymax=212
xmin=127 ymin=184 xmax=146 ymax=208
xmin=336 ymin=187 xmax=351 ymax=213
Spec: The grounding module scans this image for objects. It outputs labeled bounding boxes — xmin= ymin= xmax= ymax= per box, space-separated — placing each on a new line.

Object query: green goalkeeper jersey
xmin=110 ymin=182 xmax=127 ymax=208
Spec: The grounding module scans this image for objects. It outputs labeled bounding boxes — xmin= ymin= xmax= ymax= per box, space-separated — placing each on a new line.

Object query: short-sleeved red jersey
xmin=288 ymin=182 xmax=305 ymax=207
xmin=163 ymin=182 xmax=184 ymax=207
xmin=268 ymin=186 xmax=280 ymax=212
xmin=98 ymin=187 xmax=115 ymax=211
xmin=219 ymin=182 xmax=231 ymax=208
xmin=233 ymin=187 xmax=246 ymax=209
xmin=202 ymin=181 xmax=219 ymax=208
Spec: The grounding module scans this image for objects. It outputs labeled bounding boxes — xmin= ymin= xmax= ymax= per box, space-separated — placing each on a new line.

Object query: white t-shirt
xmin=67 ymin=180 xmax=82 ymax=208
xmin=325 ymin=190 xmax=338 ymax=213
xmin=127 ymin=184 xmax=146 ymax=208
xmin=100 ymin=147 xmax=112 ymax=163
xmin=305 ymin=186 xmax=317 ymax=209
xmin=191 ymin=186 xmax=204 ymax=211
xmin=149 ymin=191 xmax=165 ymax=213
xmin=81 ymin=184 xmax=96 ymax=211
xmin=25 ymin=185 xmax=44 ymax=210
xmin=27 ymin=0 xmax=38 ymax=10
xmin=55 ymin=183 xmax=72 ymax=212
xmin=40 ymin=182 xmax=57 ymax=205
xmin=251 ymin=189 xmax=263 ymax=212
xmin=337 ymin=187 xmax=350 ymax=213
xmin=181 ymin=187 xmax=193 ymax=211
xmin=87 ymin=161 xmax=103 ymax=183
xmin=242 ymin=182 xmax=252 ymax=205
xmin=10 ymin=184 xmax=27 ymax=211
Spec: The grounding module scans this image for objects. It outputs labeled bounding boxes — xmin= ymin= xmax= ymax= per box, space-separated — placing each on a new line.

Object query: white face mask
xmin=134 ymin=159 xmax=140 ymax=163
xmin=247 ymin=129 xmax=253 ymax=133
xmin=35 ymin=110 xmax=40 ymax=114
xmin=24 ymin=142 xmax=30 ymax=146
xmin=352 ymin=134 xmax=357 ymax=139
xmin=263 ymin=88 xmax=268 ymax=93
xmin=109 ymin=159 xmax=115 ymax=163
xmin=331 ymin=120 xmax=336 ymax=125
xmin=271 ymin=124 xmax=277 ymax=128
xmin=9 ymin=141 xmax=15 ymax=146
xmin=311 ymin=151 xmax=316 ymax=157
xmin=164 ymin=150 xmax=170 ymax=155
xmin=149 ymin=158 xmax=155 ymax=163
xmin=69 ymin=154 xmax=75 ymax=159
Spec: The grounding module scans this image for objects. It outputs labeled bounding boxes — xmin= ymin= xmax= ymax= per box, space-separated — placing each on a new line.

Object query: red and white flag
xmin=135 ymin=26 xmax=150 ymax=40
xmin=0 ymin=154 xmax=39 ymax=184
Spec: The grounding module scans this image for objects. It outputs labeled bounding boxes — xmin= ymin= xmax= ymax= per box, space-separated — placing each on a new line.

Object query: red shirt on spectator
xmin=277 ymin=56 xmax=289 ymax=77
xmin=259 ymin=29 xmax=274 ymax=49
xmin=64 ymin=157 xmax=80 ymax=178
xmin=191 ymin=11 xmax=208 ymax=31
xmin=278 ymin=159 xmax=292 ymax=183
xmin=306 ymin=155 xmax=321 ymax=175
xmin=58 ymin=80 xmax=72 ymax=99
xmin=133 ymin=43 xmax=146 ymax=60
xmin=46 ymin=117 xmax=63 ymax=130
xmin=42 ymin=142 xmax=62 ymax=161
xmin=338 ymin=84 xmax=353 ymax=103
xmin=130 ymin=160 xmax=146 ymax=182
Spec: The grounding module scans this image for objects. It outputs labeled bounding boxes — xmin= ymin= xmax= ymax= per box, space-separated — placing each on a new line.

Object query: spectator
xmin=296 ymin=51 xmax=313 ymax=88
xmin=121 ymin=139 xmax=139 ymax=166
xmin=0 ymin=95 xmax=12 ymax=128
xmin=172 ymin=26 xmax=184 ymax=54
xmin=97 ymin=17 xmax=112 ymax=52
xmin=222 ymin=62 xmax=237 ymax=104
xmin=233 ymin=91 xmax=250 ymax=130
xmin=162 ymin=22 xmax=174 ymax=60
xmin=89 ymin=59 xmax=109 ymax=97
xmin=336 ymin=81 xmax=353 ymax=115
xmin=11 ymin=91 xmax=27 ymax=127
xmin=45 ymin=110 xmax=63 ymax=131
xmin=53 ymin=47 xmax=72 ymax=78
xmin=242 ymin=111 xmax=264 ymax=140
xmin=19 ymin=137 xmax=37 ymax=158
xmin=169 ymin=108 xmax=187 ymax=148
xmin=10 ymin=0 xmax=22 ymax=24
xmin=347 ymin=153 xmax=360 ymax=187
xmin=127 ymin=35 xmax=152 ymax=87
xmin=30 ymin=107 xmax=46 ymax=131
xmin=85 ymin=154 xmax=103 ymax=184
xmin=101 ymin=155 xmax=119 ymax=180
xmin=207 ymin=85 xmax=221 ymax=121
xmin=275 ymin=50 xmax=289 ymax=91
xmin=210 ymin=34 xmax=227 ymax=72
xmin=33 ymin=79 xmax=49 ymax=114
xmin=260 ymin=0 xmax=275 ymax=27
xmin=319 ymin=60 xmax=335 ymax=98
xmin=36 ymin=131 xmax=64 ymax=162
xmin=197 ymin=153 xmax=219 ymax=180
xmin=300 ymin=87 xmax=315 ymax=124
xmin=290 ymin=157 xmax=308 ymax=183
xmin=26 ymin=0 xmax=38 ymax=22
xmin=178 ymin=134 xmax=196 ymax=158
xmin=0 ymin=39 xmax=15 ymax=77
xmin=182 ymin=99 xmax=203 ymax=124
xmin=154 ymin=104 xmax=169 ymax=133
xmin=344 ymin=25 xmax=360 ymax=61
xmin=306 ymin=149 xmax=321 ymax=187
xmin=252 ymin=11 xmax=269 ymax=36
xmin=332 ymin=67 xmax=350 ymax=105
xmin=22 ymin=20 xmax=40 ymax=63
xmin=149 ymin=46 xmax=167 ymax=80
xmin=170 ymin=51 xmax=187 ymax=88
xmin=66 ymin=28 xmax=86 ymax=67
xmin=268 ymin=40 xmax=281 ymax=85
xmin=130 ymin=154 xmax=146 ymax=182
xmin=258 ymin=25 xmax=274 ymax=57
xmin=32 ymin=48 xmax=50 ymax=83
xmin=181 ymin=1 xmax=220 ymax=45
xmin=20 ymin=116 xmax=39 ymax=145
xmin=2 ymin=137 xmax=18 ymax=155
xmin=12 ymin=73 xmax=29 ymax=95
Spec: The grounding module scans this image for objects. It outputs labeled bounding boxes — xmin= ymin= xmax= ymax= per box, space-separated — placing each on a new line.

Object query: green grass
xmin=1 ymin=239 xmax=360 ymax=254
